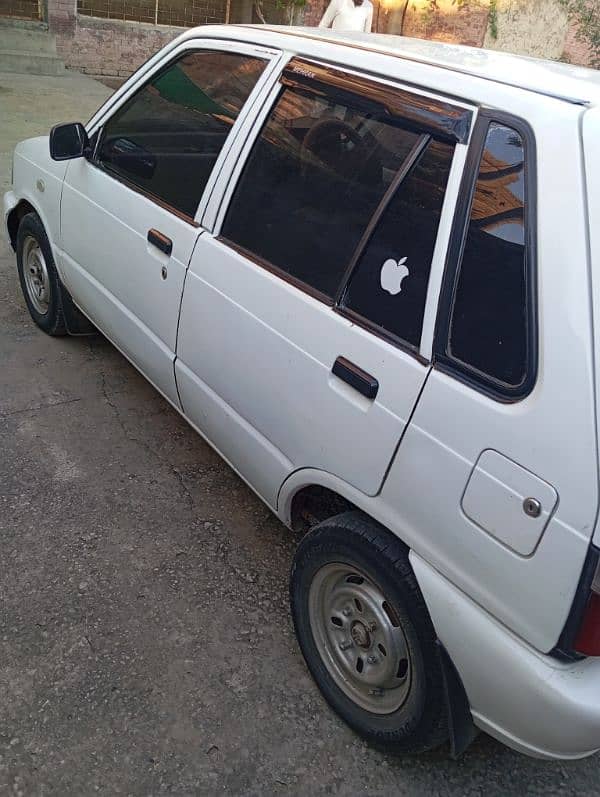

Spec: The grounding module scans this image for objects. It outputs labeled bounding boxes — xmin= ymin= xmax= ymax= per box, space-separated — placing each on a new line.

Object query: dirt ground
xmin=1 ymin=69 xmax=599 ymax=796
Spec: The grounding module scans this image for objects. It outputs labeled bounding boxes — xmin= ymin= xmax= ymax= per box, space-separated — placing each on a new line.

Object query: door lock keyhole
xmin=161 ymin=266 xmax=168 ymax=280
xmin=523 ymin=497 xmax=542 ymax=518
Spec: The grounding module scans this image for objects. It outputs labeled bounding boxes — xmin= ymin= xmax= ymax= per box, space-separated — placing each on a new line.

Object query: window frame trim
xmin=84 ymin=39 xmax=282 ymax=225
xmin=280 ymin=57 xmax=473 ymax=145
xmin=212 ymin=56 xmax=475 ymax=364
xmin=432 ymin=108 xmax=538 ymax=403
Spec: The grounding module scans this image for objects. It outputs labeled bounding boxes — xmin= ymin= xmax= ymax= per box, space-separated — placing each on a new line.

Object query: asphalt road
xmin=1 ymin=69 xmax=599 ymax=796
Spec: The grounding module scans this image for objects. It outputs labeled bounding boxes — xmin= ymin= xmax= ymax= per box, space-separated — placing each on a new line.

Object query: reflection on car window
xmin=221 ymin=85 xmax=424 ymax=298
xmin=449 ymin=123 xmax=528 ymax=387
xmin=97 ymin=51 xmax=267 ymax=217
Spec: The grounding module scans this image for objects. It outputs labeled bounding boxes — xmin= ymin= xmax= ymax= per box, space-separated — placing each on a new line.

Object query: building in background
xmin=0 ymin=0 xmax=594 ymax=79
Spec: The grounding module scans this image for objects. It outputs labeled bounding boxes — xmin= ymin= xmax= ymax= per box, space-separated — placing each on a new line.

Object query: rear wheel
xmin=16 ymin=212 xmax=67 ymax=336
xmin=290 ymin=512 xmax=448 ymax=754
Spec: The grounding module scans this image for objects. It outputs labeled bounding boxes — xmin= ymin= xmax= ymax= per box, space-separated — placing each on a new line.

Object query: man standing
xmin=318 ymin=0 xmax=374 ymax=33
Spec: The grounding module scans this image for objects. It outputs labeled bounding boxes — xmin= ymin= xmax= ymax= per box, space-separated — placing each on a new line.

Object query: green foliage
xmin=488 ymin=0 xmax=498 ymax=39
xmin=558 ymin=0 xmax=600 ymax=68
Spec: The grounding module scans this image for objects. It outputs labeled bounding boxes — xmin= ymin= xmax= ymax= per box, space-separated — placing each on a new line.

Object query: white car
xmin=4 ymin=24 xmax=600 ymax=761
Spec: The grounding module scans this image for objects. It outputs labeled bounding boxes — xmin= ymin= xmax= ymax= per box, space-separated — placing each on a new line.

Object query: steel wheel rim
xmin=308 ymin=563 xmax=412 ymax=714
xmin=22 ymin=235 xmax=50 ymax=315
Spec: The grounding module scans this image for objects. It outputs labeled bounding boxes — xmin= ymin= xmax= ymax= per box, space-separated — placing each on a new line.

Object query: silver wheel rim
xmin=22 ymin=235 xmax=50 ymax=315
xmin=308 ymin=563 xmax=412 ymax=714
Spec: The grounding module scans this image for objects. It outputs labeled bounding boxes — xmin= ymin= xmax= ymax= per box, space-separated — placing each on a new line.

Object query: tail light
xmin=574 ymin=561 xmax=600 ymax=656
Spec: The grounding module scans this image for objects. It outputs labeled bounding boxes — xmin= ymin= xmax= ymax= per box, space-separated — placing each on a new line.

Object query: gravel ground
xmin=1 ymin=68 xmax=599 ymax=796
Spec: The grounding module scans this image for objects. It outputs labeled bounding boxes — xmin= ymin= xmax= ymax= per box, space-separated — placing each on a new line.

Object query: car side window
xmin=221 ymin=83 xmax=429 ymax=300
xmin=341 ymin=138 xmax=454 ymax=350
xmin=96 ymin=51 xmax=268 ymax=219
xmin=445 ymin=122 xmax=532 ymax=392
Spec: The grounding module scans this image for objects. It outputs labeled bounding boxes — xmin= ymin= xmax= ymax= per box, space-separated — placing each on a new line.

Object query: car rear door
xmin=175 ymin=59 xmax=473 ymax=507
xmin=57 ymin=40 xmax=280 ymax=407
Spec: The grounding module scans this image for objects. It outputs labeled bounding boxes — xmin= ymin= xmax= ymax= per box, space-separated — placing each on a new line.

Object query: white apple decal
xmin=380 ymin=257 xmax=409 ymax=296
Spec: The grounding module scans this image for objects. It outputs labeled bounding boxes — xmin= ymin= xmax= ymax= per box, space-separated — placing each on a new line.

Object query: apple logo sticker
xmin=380 ymin=257 xmax=409 ymax=296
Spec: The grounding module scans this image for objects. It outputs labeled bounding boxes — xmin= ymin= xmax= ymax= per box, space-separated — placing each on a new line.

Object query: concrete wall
xmin=483 ymin=0 xmax=569 ymax=60
xmin=402 ymin=0 xmax=489 ymax=47
xmin=397 ymin=0 xmax=593 ymax=66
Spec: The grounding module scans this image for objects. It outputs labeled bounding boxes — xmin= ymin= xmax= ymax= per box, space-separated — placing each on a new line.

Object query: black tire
xmin=290 ymin=511 xmax=448 ymax=754
xmin=16 ymin=212 xmax=67 ymax=336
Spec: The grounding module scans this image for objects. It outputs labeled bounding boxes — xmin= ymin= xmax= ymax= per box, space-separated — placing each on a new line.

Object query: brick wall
xmin=55 ymin=15 xmax=183 ymax=76
xmin=563 ymin=18 xmax=594 ymax=65
xmin=48 ymin=0 xmax=224 ymax=77
xmin=302 ymin=0 xmax=325 ymax=27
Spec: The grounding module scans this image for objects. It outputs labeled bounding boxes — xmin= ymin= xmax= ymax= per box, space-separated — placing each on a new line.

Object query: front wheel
xmin=16 ymin=212 xmax=67 ymax=336
xmin=290 ymin=512 xmax=448 ymax=754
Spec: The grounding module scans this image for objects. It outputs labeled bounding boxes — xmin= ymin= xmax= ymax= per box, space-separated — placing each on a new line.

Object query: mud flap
xmin=59 ymin=283 xmax=96 ymax=335
xmin=437 ymin=640 xmax=479 ymax=758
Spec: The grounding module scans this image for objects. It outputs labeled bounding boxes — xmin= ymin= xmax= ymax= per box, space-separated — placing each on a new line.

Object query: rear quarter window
xmin=436 ymin=115 xmax=536 ymax=399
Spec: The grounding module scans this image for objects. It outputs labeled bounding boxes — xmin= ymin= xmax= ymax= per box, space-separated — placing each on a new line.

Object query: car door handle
xmin=147 ymin=228 xmax=172 ymax=256
xmin=332 ymin=356 xmax=379 ymax=400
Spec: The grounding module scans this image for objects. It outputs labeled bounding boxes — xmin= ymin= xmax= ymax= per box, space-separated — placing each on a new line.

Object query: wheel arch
xmin=278 ymin=468 xmax=379 ymax=532
xmin=6 ymin=199 xmax=37 ymax=251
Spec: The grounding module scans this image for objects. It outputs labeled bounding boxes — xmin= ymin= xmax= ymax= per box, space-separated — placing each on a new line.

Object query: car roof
xmin=190 ymin=24 xmax=600 ymax=107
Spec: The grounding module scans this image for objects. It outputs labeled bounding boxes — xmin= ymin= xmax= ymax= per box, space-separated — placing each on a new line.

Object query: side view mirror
xmin=49 ymin=122 xmax=89 ymax=161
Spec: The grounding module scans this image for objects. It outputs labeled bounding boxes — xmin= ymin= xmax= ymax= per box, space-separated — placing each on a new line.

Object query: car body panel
xmin=6 ymin=136 xmax=68 ymax=256
xmin=582 ymin=106 xmax=600 ymax=550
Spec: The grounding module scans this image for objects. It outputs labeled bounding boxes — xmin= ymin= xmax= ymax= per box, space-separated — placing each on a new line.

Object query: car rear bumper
xmin=411 ymin=552 xmax=600 ymax=759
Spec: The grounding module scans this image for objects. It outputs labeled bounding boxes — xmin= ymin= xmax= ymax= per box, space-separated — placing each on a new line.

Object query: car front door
xmin=57 ymin=42 xmax=278 ymax=406
xmin=175 ymin=59 xmax=473 ymax=506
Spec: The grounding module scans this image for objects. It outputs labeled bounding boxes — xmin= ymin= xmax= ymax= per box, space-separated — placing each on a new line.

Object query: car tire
xmin=16 ymin=212 xmax=67 ymax=336
xmin=290 ymin=511 xmax=449 ymax=754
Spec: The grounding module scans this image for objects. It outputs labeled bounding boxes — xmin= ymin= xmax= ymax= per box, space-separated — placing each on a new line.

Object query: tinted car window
xmin=96 ymin=51 xmax=267 ymax=218
xmin=448 ymin=123 xmax=529 ymax=387
xmin=342 ymin=139 xmax=454 ymax=349
xmin=221 ymin=84 xmax=424 ymax=299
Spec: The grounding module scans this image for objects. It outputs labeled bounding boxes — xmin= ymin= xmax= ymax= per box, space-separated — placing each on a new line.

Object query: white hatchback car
xmin=4 ymin=24 xmax=600 ymax=761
